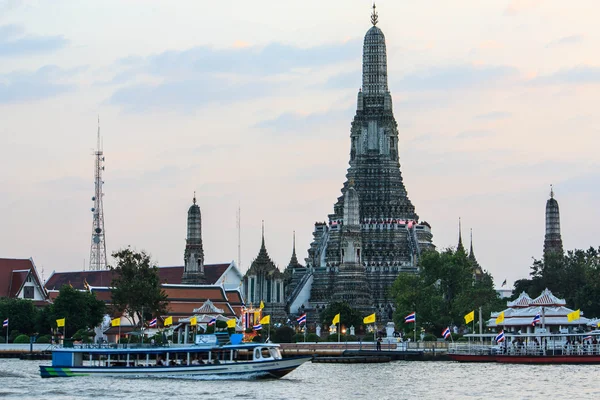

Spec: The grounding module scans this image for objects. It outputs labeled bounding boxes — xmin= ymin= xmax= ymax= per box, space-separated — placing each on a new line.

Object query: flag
xmin=404 ymin=312 xmax=416 ymax=323
xmin=190 ymin=316 xmax=197 ymax=326
xmin=260 ymin=315 xmax=270 ymax=325
xmin=259 ymin=300 xmax=265 ymax=309
xmin=297 ymin=313 xmax=307 ymax=324
xmin=253 ymin=323 xmax=262 ymax=331
xmin=567 ymin=309 xmax=581 ymax=322
xmin=56 ymin=318 xmax=65 ymax=327
xmin=495 ymin=330 xmax=505 ymax=343
xmin=442 ymin=327 xmax=451 ymax=339
xmin=332 ymin=313 xmax=340 ymax=325
xmin=532 ymin=313 xmax=541 ymax=326
xmin=111 ymin=318 xmax=120 ymax=327
xmin=464 ymin=310 xmax=475 ymax=324
xmin=148 ymin=318 xmax=157 ymax=327
xmin=208 ymin=317 xmax=217 ymax=326
xmin=363 ymin=313 xmax=376 ymax=324
xmin=2 ymin=318 xmax=8 ymax=328
xmin=164 ymin=316 xmax=173 ymax=326
xmin=227 ymin=318 xmax=236 ymax=328
xmin=583 ymin=335 xmax=593 ymax=341
xmin=501 ymin=279 xmax=507 ymax=287
xmin=495 ymin=311 xmax=505 ymax=325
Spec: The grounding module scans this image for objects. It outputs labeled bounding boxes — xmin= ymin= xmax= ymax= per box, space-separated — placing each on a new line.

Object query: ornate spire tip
xmin=371 ymin=3 xmax=379 ymax=26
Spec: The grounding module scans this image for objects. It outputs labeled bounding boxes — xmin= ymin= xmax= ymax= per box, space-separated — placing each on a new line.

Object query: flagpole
xmin=338 ymin=320 xmax=340 ymax=343
xmin=5 ymin=320 xmax=8 ymax=344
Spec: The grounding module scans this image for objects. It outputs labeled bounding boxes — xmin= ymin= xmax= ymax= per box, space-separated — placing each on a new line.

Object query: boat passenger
xmin=157 ymin=356 xmax=166 ymax=366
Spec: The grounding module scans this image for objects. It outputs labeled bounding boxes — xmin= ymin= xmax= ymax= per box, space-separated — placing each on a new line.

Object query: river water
xmin=1 ymin=359 xmax=599 ymax=400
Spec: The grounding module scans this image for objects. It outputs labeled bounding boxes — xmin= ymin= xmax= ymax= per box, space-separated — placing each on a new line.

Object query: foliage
xmin=292 ymin=333 xmax=305 ymax=343
xmin=306 ymin=333 xmax=320 ymax=342
xmin=320 ymin=302 xmax=363 ymax=330
xmin=35 ymin=305 xmax=54 ymax=335
xmin=346 ymin=335 xmax=358 ymax=342
xmin=245 ymin=328 xmax=254 ymax=334
xmin=422 ymin=334 xmax=437 ymax=342
xmin=252 ymin=334 xmax=263 ymax=343
xmin=390 ymin=248 xmax=503 ymax=335
xmin=362 ymin=332 xmax=375 ymax=341
xmin=14 ymin=334 xmax=30 ymax=343
xmin=110 ymin=248 xmax=168 ymax=328
xmin=215 ymin=320 xmax=228 ymax=330
xmin=273 ymin=326 xmax=295 ymax=343
xmin=72 ymin=328 xmax=95 ymax=343
xmin=0 ymin=298 xmax=39 ymax=336
xmin=51 ymin=285 xmax=106 ymax=334
xmin=36 ymin=335 xmax=51 ymax=344
xmin=513 ymin=247 xmax=600 ymax=316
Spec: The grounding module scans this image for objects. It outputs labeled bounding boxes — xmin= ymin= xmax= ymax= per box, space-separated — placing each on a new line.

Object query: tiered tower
xmin=292 ymin=5 xmax=434 ymax=320
xmin=182 ymin=193 xmax=206 ymax=284
xmin=544 ymin=185 xmax=563 ymax=255
xmin=89 ymin=117 xmax=107 ymax=271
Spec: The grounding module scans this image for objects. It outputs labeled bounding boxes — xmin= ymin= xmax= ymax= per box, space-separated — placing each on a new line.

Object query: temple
xmin=544 ymin=186 xmax=563 ymax=256
xmin=182 ymin=193 xmax=206 ymax=284
xmin=286 ymin=5 xmax=434 ymax=321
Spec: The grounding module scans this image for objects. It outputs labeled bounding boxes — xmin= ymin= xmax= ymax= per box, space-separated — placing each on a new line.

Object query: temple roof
xmin=507 ymin=291 xmax=534 ymax=308
xmin=246 ymin=225 xmax=283 ymax=278
xmin=488 ymin=305 xmax=589 ymax=327
xmin=530 ymin=288 xmax=566 ymax=307
xmin=0 ymin=258 xmax=47 ymax=300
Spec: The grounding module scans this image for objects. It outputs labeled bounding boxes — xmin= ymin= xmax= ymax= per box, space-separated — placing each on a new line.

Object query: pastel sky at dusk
xmin=1 ymin=0 xmax=599 ymax=289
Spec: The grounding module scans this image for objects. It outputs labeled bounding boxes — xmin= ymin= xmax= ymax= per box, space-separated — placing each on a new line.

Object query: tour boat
xmin=448 ymin=332 xmax=600 ymax=364
xmin=39 ymin=334 xmax=311 ymax=379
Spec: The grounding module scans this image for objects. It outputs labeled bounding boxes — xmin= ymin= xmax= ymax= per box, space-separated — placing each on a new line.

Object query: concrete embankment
xmin=0 ymin=344 xmax=53 ymax=359
xmin=280 ymin=342 xmax=450 ymax=361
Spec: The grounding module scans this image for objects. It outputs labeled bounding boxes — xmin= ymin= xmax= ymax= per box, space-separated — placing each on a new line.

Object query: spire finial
xmin=550 ymin=184 xmax=554 ymax=199
xmin=470 ymin=228 xmax=474 ymax=253
xmin=371 ymin=3 xmax=378 ymax=26
xmin=261 ymin=220 xmax=265 ymax=247
xmin=193 ymin=191 xmax=196 ymax=204
xmin=293 ymin=230 xmax=296 ymax=251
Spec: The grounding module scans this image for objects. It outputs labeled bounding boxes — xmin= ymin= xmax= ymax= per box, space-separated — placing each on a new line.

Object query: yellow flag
xmin=190 ymin=316 xmax=197 ymax=326
xmin=332 ymin=313 xmax=340 ymax=325
xmin=260 ymin=301 xmax=265 ymax=309
xmin=260 ymin=315 xmax=270 ymax=324
xmin=56 ymin=318 xmax=65 ymax=327
xmin=597 ymin=322 xmax=600 ymax=328
xmin=464 ymin=310 xmax=475 ymax=324
xmin=164 ymin=316 xmax=173 ymax=326
xmin=111 ymin=318 xmax=120 ymax=327
xmin=227 ymin=318 xmax=236 ymax=328
xmin=567 ymin=309 xmax=581 ymax=322
xmin=495 ymin=311 xmax=504 ymax=325
xmin=363 ymin=313 xmax=376 ymax=324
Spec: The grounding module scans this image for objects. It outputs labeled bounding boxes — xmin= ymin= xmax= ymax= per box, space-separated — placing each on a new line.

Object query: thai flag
xmin=442 ymin=327 xmax=451 ymax=339
xmin=2 ymin=318 xmax=7 ymax=328
xmin=532 ymin=313 xmax=541 ymax=326
xmin=404 ymin=312 xmax=416 ymax=323
xmin=297 ymin=313 xmax=307 ymax=324
xmin=148 ymin=318 xmax=157 ymax=327
xmin=208 ymin=318 xmax=217 ymax=326
xmin=253 ymin=323 xmax=262 ymax=331
xmin=495 ymin=330 xmax=505 ymax=343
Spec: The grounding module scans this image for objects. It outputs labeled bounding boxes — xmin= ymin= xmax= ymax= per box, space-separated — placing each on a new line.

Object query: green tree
xmin=110 ymin=248 xmax=168 ymax=327
xmin=51 ymin=285 xmax=106 ymax=335
xmin=0 ymin=298 xmax=39 ymax=336
xmin=320 ymin=302 xmax=363 ymax=330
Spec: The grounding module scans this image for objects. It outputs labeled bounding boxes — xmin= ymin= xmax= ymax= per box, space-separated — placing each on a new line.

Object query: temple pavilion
xmin=488 ymin=288 xmax=590 ymax=333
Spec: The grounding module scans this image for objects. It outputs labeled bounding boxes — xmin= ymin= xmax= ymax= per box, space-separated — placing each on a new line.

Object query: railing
xmin=449 ymin=342 xmax=600 ymax=356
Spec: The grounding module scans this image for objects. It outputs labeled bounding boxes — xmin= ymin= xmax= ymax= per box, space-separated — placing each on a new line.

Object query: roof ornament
xmin=193 ymin=191 xmax=197 ymax=205
xmin=371 ymin=3 xmax=379 ymax=26
xmin=550 ymin=184 xmax=554 ymax=199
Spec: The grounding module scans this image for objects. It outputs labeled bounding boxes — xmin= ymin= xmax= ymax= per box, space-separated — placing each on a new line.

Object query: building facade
xmin=287 ymin=6 xmax=434 ymax=320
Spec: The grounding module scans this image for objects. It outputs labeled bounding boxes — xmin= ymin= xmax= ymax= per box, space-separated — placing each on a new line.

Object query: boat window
xmin=254 ymin=348 xmax=261 ymax=360
xmin=261 ymin=348 xmax=272 ymax=359
xmin=269 ymin=348 xmax=282 ymax=359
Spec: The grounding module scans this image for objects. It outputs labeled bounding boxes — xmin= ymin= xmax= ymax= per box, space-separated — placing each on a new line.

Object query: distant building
xmin=544 ymin=186 xmax=563 ymax=256
xmin=456 ymin=220 xmax=483 ymax=280
xmin=0 ymin=258 xmax=48 ymax=306
xmin=182 ymin=194 xmax=206 ymax=284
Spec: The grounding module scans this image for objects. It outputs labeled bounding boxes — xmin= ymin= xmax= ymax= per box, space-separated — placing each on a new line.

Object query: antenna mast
xmin=89 ymin=116 xmax=107 ymax=270
xmin=237 ymin=204 xmax=241 ymax=271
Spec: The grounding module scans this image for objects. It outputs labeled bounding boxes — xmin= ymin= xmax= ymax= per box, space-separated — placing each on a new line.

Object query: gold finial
xmin=371 ymin=3 xmax=379 ymax=26
xmin=193 ymin=191 xmax=196 ymax=204
xmin=550 ymin=184 xmax=554 ymax=199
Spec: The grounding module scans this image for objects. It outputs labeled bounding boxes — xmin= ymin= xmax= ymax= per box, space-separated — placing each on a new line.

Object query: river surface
xmin=1 ymin=359 xmax=599 ymax=400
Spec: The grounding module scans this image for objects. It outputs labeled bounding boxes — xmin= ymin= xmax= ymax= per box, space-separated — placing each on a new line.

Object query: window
xmin=24 ymin=286 xmax=34 ymax=299
xmin=276 ymin=283 xmax=280 ymax=303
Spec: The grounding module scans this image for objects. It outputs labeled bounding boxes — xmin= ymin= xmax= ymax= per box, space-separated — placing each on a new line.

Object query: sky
xmin=1 ymin=0 xmax=599 ymax=289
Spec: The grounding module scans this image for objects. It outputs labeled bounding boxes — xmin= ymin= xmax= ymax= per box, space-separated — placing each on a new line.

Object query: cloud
xmin=546 ymin=35 xmax=584 ymax=48
xmin=475 ymin=111 xmax=511 ymax=120
xmin=455 ymin=130 xmax=494 ymax=139
xmin=529 ymin=65 xmax=600 ymax=85
xmin=322 ymin=70 xmax=360 ymax=90
xmin=0 ymin=24 xmax=67 ymax=57
xmin=394 ymin=64 xmax=519 ymax=91
xmin=0 ymin=65 xmax=78 ymax=103
xmin=504 ymin=0 xmax=541 ymax=16
xmin=254 ymin=108 xmax=353 ymax=135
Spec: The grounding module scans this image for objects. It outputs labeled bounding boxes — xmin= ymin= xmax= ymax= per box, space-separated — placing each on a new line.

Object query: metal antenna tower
xmin=89 ymin=116 xmax=107 ymax=270
xmin=236 ymin=204 xmax=241 ymax=271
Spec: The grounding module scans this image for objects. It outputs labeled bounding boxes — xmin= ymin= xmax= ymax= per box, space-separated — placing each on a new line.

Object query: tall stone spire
xmin=468 ymin=228 xmax=483 ymax=279
xmin=457 ymin=218 xmax=465 ymax=253
xmin=544 ymin=185 xmax=563 ymax=255
xmin=182 ymin=192 xmax=206 ymax=284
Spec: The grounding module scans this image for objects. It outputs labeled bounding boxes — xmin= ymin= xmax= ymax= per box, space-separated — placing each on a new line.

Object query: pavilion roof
xmin=530 ymin=288 xmax=566 ymax=307
xmin=507 ymin=291 xmax=533 ymax=308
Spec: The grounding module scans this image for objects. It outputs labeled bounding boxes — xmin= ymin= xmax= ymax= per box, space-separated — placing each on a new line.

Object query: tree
xmin=320 ymin=302 xmax=363 ymax=330
xmin=110 ymin=248 xmax=168 ymax=327
xmin=390 ymin=248 xmax=502 ymax=335
xmin=0 ymin=298 xmax=39 ymax=336
xmin=51 ymin=285 xmax=106 ymax=335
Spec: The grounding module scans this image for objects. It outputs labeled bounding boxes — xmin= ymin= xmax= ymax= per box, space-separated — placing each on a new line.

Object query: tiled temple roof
xmin=507 ymin=291 xmax=533 ymax=308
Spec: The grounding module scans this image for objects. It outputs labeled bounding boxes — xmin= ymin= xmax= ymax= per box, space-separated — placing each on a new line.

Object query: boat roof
xmin=53 ymin=342 xmax=280 ymax=355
